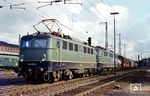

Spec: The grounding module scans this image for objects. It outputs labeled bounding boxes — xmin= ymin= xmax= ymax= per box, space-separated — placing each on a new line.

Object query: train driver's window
xmin=21 ymin=39 xmax=32 ymax=48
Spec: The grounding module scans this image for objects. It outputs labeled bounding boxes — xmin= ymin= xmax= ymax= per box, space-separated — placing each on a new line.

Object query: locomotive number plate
xmin=28 ymin=63 xmax=36 ymax=66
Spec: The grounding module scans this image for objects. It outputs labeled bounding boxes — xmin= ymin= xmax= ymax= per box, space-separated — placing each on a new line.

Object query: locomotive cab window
xmin=34 ymin=39 xmax=47 ymax=48
xmin=21 ymin=39 xmax=32 ymax=48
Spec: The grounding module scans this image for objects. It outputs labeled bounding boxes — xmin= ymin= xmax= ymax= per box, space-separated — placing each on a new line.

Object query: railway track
xmin=0 ymin=73 xmax=17 ymax=79
xmin=56 ymin=71 xmax=138 ymax=96
xmin=0 ymin=75 xmax=100 ymax=96
xmin=0 ymin=69 xmax=141 ymax=96
xmin=86 ymin=69 xmax=149 ymax=96
xmin=0 ymin=70 xmax=26 ymax=87
xmin=0 ymin=70 xmax=17 ymax=79
xmin=27 ymin=70 xmax=140 ymax=96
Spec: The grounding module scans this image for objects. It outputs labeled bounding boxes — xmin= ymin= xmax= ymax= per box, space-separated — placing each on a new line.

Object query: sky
xmin=0 ymin=0 xmax=150 ymax=60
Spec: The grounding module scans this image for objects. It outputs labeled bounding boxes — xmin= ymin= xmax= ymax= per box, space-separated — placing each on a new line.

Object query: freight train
xmin=17 ymin=19 xmax=136 ymax=83
xmin=18 ymin=31 xmax=137 ymax=83
xmin=118 ymin=55 xmax=137 ymax=70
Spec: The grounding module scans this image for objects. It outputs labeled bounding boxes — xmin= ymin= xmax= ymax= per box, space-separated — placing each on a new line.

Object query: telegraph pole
xmin=118 ymin=34 xmax=121 ymax=55
xmin=138 ymin=42 xmax=143 ymax=60
xmin=110 ymin=12 xmax=119 ymax=75
xmin=124 ymin=43 xmax=126 ymax=57
xmin=100 ymin=22 xmax=108 ymax=49
xmin=116 ymin=33 xmax=121 ymax=55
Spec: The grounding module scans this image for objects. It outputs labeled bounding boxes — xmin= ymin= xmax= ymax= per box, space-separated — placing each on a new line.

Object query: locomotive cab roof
xmin=21 ymin=32 xmax=93 ymax=47
xmin=21 ymin=32 xmax=51 ymax=39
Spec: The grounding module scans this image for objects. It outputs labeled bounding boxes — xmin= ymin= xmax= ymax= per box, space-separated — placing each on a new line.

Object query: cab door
xmin=96 ymin=49 xmax=100 ymax=70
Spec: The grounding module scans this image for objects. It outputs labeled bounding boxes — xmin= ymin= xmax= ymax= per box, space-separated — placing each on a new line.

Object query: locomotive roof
xmin=21 ymin=33 xmax=51 ymax=39
xmin=21 ymin=32 xmax=93 ymax=47
xmin=118 ymin=55 xmax=135 ymax=62
xmin=95 ymin=46 xmax=114 ymax=53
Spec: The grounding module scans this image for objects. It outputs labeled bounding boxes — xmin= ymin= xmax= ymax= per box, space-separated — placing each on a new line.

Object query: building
xmin=0 ymin=41 xmax=19 ymax=55
xmin=0 ymin=41 xmax=19 ymax=69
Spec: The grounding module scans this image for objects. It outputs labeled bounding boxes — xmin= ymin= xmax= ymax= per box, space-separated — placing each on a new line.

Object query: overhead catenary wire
xmin=55 ymin=3 xmax=93 ymax=34
xmin=2 ymin=0 xmax=46 ymax=37
xmin=53 ymin=2 xmax=92 ymax=39
xmin=3 ymin=0 xmax=46 ymax=18
xmin=102 ymin=0 xmax=130 ymax=38
xmin=2 ymin=0 xmax=95 ymax=40
xmin=101 ymin=0 xmax=134 ymax=57
xmin=20 ymin=0 xmax=50 ymax=18
xmin=35 ymin=2 xmax=95 ymax=39
xmin=2 ymin=0 xmax=125 ymax=35
xmin=86 ymin=0 xmax=110 ymax=22
xmin=26 ymin=0 xmax=88 ymax=39
xmin=2 ymin=0 xmax=119 ymax=43
xmin=72 ymin=0 xmax=104 ymax=35
xmin=3 ymin=0 xmax=13 ymax=4
xmin=85 ymin=0 xmax=114 ymax=31
xmin=77 ymin=0 xmax=113 ymax=46
xmin=84 ymin=0 xmax=124 ymax=46
xmin=3 ymin=0 xmax=83 ymax=40
xmin=21 ymin=0 xmax=106 ymax=39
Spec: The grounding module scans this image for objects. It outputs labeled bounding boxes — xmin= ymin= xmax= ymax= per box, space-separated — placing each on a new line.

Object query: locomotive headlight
xmin=41 ymin=54 xmax=46 ymax=61
xmin=40 ymin=68 xmax=44 ymax=71
xmin=16 ymin=63 xmax=18 ymax=66
xmin=20 ymin=54 xmax=24 ymax=62
xmin=28 ymin=69 xmax=32 ymax=72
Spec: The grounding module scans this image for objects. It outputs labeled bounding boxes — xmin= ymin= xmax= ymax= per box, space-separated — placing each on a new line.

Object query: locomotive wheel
xmin=34 ymin=73 xmax=45 ymax=83
xmin=78 ymin=73 xmax=83 ymax=78
xmin=69 ymin=71 xmax=73 ymax=79
xmin=25 ymin=74 xmax=31 ymax=82
xmin=63 ymin=70 xmax=74 ymax=80
xmin=64 ymin=75 xmax=69 ymax=81
xmin=43 ymin=72 xmax=49 ymax=82
xmin=48 ymin=73 xmax=54 ymax=84
xmin=25 ymin=73 xmax=36 ymax=82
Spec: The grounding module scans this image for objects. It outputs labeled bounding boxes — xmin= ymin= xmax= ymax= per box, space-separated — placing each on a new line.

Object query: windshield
xmin=34 ymin=39 xmax=47 ymax=48
xmin=21 ymin=38 xmax=48 ymax=48
xmin=21 ymin=39 xmax=32 ymax=48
